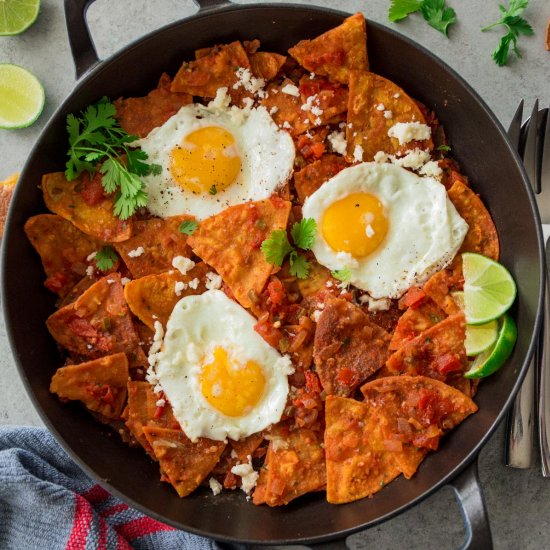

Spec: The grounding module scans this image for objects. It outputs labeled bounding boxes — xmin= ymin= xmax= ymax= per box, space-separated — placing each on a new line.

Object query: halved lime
xmin=0 ymin=0 xmax=40 ymax=36
xmin=462 ymin=252 xmax=517 ymax=325
xmin=465 ymin=319 xmax=498 ymax=356
xmin=0 ymin=64 xmax=45 ymax=129
xmin=464 ymin=314 xmax=517 ymax=378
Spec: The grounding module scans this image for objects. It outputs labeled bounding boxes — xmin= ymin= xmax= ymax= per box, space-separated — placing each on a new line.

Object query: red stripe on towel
xmin=65 ymin=494 xmax=93 ymax=550
xmin=116 ymin=516 xmax=176 ymax=540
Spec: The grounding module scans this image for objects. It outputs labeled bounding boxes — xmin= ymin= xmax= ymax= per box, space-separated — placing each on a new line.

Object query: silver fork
xmin=505 ymin=100 xmax=540 ymax=469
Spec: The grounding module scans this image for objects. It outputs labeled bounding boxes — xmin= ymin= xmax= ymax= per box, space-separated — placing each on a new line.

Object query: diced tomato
xmin=411 ymin=432 xmax=440 ymax=451
xmin=154 ymin=405 xmax=165 ymax=419
xmin=336 ymin=367 xmax=355 ymax=387
xmin=299 ymin=78 xmax=340 ymax=98
xmin=44 ymin=272 xmax=69 ymax=293
xmin=433 ymin=353 xmax=463 ymax=376
xmin=269 ymin=195 xmax=288 ymax=209
xmin=254 ymin=318 xmax=283 ymax=348
xmin=81 ymin=171 xmax=106 ymax=206
xmin=304 ymin=370 xmax=322 ymax=394
xmin=87 ymin=384 xmax=115 ymax=404
xmin=67 ymin=316 xmax=101 ymax=339
xmin=267 ymin=278 xmax=286 ymax=306
xmin=399 ymin=287 xmax=427 ymax=310
xmin=296 ymin=135 xmax=326 ymax=160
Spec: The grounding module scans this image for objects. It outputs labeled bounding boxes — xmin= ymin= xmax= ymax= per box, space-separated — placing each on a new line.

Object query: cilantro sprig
xmin=481 ymin=0 xmax=534 ymax=66
xmin=331 ymin=268 xmax=352 ymax=284
xmin=261 ymin=218 xmax=317 ymax=279
xmin=95 ymin=246 xmax=118 ymax=272
xmin=65 ymin=97 xmax=161 ymax=220
xmin=179 ymin=220 xmax=199 ymax=235
xmin=389 ymin=0 xmax=456 ymax=36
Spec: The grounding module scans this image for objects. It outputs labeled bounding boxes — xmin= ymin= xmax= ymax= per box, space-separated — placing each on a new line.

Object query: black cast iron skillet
xmin=2 ymin=0 xmax=544 ymax=548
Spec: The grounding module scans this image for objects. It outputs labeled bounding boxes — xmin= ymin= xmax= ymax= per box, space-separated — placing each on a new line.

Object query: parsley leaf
xmin=291 ymin=218 xmax=317 ymax=250
xmin=179 ymin=220 xmax=199 ymax=235
xmin=331 ymin=268 xmax=352 ymax=283
xmin=261 ymin=230 xmax=294 ymax=267
xmin=437 ymin=144 xmax=452 ymax=152
xmin=209 ymin=185 xmax=218 ymax=195
xmin=95 ymin=246 xmax=118 ymax=272
xmin=389 ymin=0 xmax=423 ymax=22
xmin=481 ymin=0 xmax=534 ymax=66
xmin=65 ymin=97 xmax=160 ymax=220
xmin=289 ymin=251 xmax=310 ymax=279
xmin=421 ymin=0 xmax=456 ymax=36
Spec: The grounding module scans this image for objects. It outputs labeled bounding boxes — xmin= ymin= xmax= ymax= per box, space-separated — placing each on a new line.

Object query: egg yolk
xmin=200 ymin=347 xmax=266 ymax=417
xmin=321 ymin=192 xmax=388 ymax=258
xmin=170 ymin=126 xmax=241 ymax=194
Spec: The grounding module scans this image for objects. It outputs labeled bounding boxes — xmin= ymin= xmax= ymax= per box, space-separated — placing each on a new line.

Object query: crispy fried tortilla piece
xmin=261 ymin=79 xmax=311 ymax=136
xmin=114 ymin=216 xmax=195 ymax=279
xmin=0 ymin=172 xmax=17 ymax=238
xmin=325 ymin=395 xmax=404 ymax=503
xmin=25 ymin=214 xmax=101 ymax=298
xmin=124 ymin=262 xmax=209 ymax=330
xmin=42 ymin=172 xmax=132 ymax=243
xmin=346 ymin=70 xmax=432 ymax=162
xmin=171 ymin=41 xmax=251 ymax=102
xmin=296 ymin=260 xmax=332 ymax=298
xmin=50 ymin=353 xmax=129 ymax=419
xmin=385 ymin=313 xmax=468 ymax=391
xmin=298 ymin=75 xmax=349 ymax=127
xmin=423 ymin=259 xmax=463 ymax=315
xmin=58 ymin=276 xmax=99 ymax=307
xmin=188 ymin=198 xmax=291 ymax=309
xmin=360 ymin=375 xmax=478 ymax=459
xmin=313 ymin=298 xmax=391 ymax=396
xmin=253 ymin=427 xmax=325 ymax=506
xmin=142 ymin=427 xmax=226 ymax=498
xmin=294 ymin=154 xmax=348 ymax=204
xmin=250 ymin=51 xmax=286 ymax=81
xmin=389 ymin=299 xmax=447 ymax=351
xmin=230 ymin=433 xmax=264 ymax=462
xmin=125 ymin=381 xmax=180 ymax=457
xmin=448 ymin=179 xmax=499 ymax=261
xmin=46 ymin=274 xmax=147 ymax=367
xmin=288 ymin=13 xmax=368 ymax=84
xmin=114 ymin=73 xmax=192 ymax=138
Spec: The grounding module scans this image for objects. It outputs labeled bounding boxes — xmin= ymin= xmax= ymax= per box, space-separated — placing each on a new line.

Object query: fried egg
xmin=302 ymin=162 xmax=469 ymax=299
xmin=155 ymin=289 xmax=293 ymax=442
xmin=137 ymin=97 xmax=295 ymax=220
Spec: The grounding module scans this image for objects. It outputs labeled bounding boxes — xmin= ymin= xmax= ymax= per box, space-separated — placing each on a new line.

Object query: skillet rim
xmin=1 ymin=2 xmax=545 ymax=544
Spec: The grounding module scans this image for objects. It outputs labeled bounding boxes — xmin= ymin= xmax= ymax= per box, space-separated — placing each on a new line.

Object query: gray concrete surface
xmin=1 ymin=0 xmax=550 ymax=548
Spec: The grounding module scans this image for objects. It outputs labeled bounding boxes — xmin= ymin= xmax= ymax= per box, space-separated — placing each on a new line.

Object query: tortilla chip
xmin=229 ymin=433 xmax=265 ymax=462
xmin=294 ymin=154 xmax=348 ymax=204
xmin=125 ymin=381 xmax=180 ymax=457
xmin=42 ymin=172 xmax=132 ymax=243
xmin=114 ymin=215 xmax=195 ymax=278
xmin=389 ymin=299 xmax=447 ymax=351
xmin=25 ymin=214 xmax=102 ymax=298
xmin=261 ymin=79 xmax=311 ymax=136
xmin=124 ymin=262 xmax=209 ymax=330
xmin=142 ymin=427 xmax=226 ymax=497
xmin=448 ymin=179 xmax=499 ymax=261
xmin=288 ymin=13 xmax=368 ymax=84
xmin=58 ymin=276 xmax=99 ymax=308
xmin=346 ymin=70 xmax=432 ymax=162
xmin=187 ymin=198 xmax=291 ymax=309
xmin=46 ymin=273 xmax=147 ymax=367
xmin=385 ymin=313 xmax=468 ymax=391
xmin=423 ymin=259 xmax=463 ymax=315
xmin=50 ymin=352 xmax=129 ymax=419
xmin=296 ymin=260 xmax=332 ymax=298
xmin=0 ymin=172 xmax=17 ymax=238
xmin=114 ymin=73 xmax=192 ymax=138
xmin=171 ymin=41 xmax=250 ymax=102
xmin=298 ymin=75 xmax=349 ymax=127
xmin=313 ymin=298 xmax=391 ymax=396
xmin=250 ymin=51 xmax=286 ymax=81
xmin=294 ymin=127 xmax=329 ymax=162
xmin=253 ymin=427 xmax=325 ymax=506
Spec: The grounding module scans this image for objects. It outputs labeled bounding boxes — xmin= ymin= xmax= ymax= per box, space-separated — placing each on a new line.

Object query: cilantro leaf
xmin=261 ymin=230 xmax=294 ymax=267
xmin=289 ymin=251 xmax=310 ymax=279
xmin=388 ymin=0 xmax=423 ymax=22
xmin=437 ymin=144 xmax=452 ymax=152
xmin=420 ymin=0 xmax=456 ymax=36
xmin=209 ymin=185 xmax=218 ymax=195
xmin=482 ymin=0 xmax=533 ymax=66
xmin=331 ymin=268 xmax=352 ymax=283
xmin=179 ymin=220 xmax=199 ymax=235
xmin=95 ymin=246 xmax=118 ymax=271
xmin=291 ymin=218 xmax=317 ymax=250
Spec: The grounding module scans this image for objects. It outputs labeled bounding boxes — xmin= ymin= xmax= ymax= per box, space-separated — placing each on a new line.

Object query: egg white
xmin=302 ymin=162 xmax=469 ymax=299
xmin=137 ymin=101 xmax=295 ymax=220
xmin=155 ymin=289 xmax=293 ymax=442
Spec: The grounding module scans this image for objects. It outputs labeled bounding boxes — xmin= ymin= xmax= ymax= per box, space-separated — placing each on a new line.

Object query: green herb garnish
xmin=179 ymin=220 xmax=199 ymax=235
xmin=389 ymin=0 xmax=456 ymax=36
xmin=437 ymin=144 xmax=452 ymax=152
xmin=95 ymin=245 xmax=118 ymax=271
xmin=331 ymin=268 xmax=352 ymax=283
xmin=209 ymin=185 xmax=218 ymax=195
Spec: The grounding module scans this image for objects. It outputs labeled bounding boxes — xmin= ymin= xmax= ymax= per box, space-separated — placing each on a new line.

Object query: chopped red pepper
xmin=399 ymin=286 xmax=427 ymax=310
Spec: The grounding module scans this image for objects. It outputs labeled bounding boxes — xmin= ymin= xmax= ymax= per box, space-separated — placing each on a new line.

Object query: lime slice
xmin=465 ymin=319 xmax=498 ymax=356
xmin=0 ymin=64 xmax=45 ymax=129
xmin=0 ymin=0 xmax=40 ymax=35
xmin=462 ymin=252 xmax=517 ymax=325
xmin=464 ymin=314 xmax=517 ymax=378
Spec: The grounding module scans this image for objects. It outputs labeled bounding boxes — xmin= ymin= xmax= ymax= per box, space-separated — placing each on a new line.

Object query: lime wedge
xmin=0 ymin=64 xmax=45 ymax=129
xmin=0 ymin=0 xmax=40 ymax=36
xmin=465 ymin=319 xmax=498 ymax=356
xmin=462 ymin=252 xmax=517 ymax=325
xmin=464 ymin=314 xmax=517 ymax=378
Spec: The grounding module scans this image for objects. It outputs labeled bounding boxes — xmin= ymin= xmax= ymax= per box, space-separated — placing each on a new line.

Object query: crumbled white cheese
xmin=209 ymin=477 xmax=223 ymax=496
xmin=388 ymin=122 xmax=431 ymax=146
xmin=281 ymin=83 xmax=300 ymax=96
xmin=205 ymin=272 xmax=223 ymax=290
xmin=188 ymin=277 xmax=200 ymax=290
xmin=353 ymin=144 xmax=364 ymax=162
xmin=269 ymin=106 xmax=279 ymax=115
xmin=309 ymin=72 xmax=316 ymax=79
xmin=172 ymin=256 xmax=195 ymax=276
xmin=282 ymin=120 xmax=292 ymax=129
xmin=174 ymin=281 xmax=187 ymax=296
xmin=384 ymin=110 xmax=393 ymax=119
xmin=393 ymin=93 xmax=401 ymax=99
xmin=314 ymin=116 xmax=322 ymax=126
xmin=146 ymin=321 xmax=165 ymax=387
xmin=366 ymin=224 xmax=375 ymax=238
xmin=312 ymin=310 xmax=322 ymax=322
xmin=376 ymin=103 xmax=385 ymax=111
xmin=156 ymin=398 xmax=166 ymax=408
xmin=85 ymin=265 xmax=94 ymax=278
xmin=390 ymin=148 xmax=431 ymax=170
xmin=373 ymin=151 xmax=389 ymax=163
xmin=127 ymin=246 xmax=144 ymax=258
xmin=419 ymin=160 xmax=443 ymax=178
xmin=367 ymin=296 xmax=391 ymax=311
xmin=121 ymin=277 xmax=131 ymax=286
xmin=232 ymin=67 xmax=266 ymax=98
xmin=326 ymin=280 xmax=333 ymax=288
xmin=106 ymin=279 xmax=115 ymax=284
xmin=208 ymin=87 xmax=231 ymax=110
xmin=265 ymin=433 xmax=289 ymax=451
xmin=300 ymin=95 xmax=315 ymax=112
xmin=86 ymin=252 xmax=97 ymax=262
xmin=231 ymin=455 xmax=259 ymax=495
